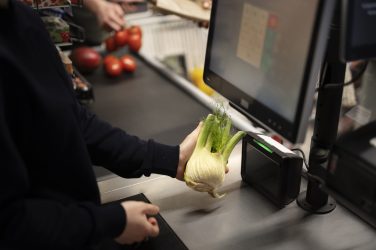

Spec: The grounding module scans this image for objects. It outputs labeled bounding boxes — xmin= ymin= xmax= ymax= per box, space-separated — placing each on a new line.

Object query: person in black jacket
xmin=0 ymin=0 xmax=201 ymax=249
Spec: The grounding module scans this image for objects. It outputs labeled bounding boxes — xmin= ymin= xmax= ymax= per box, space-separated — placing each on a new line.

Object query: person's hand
xmin=175 ymin=121 xmax=230 ymax=180
xmin=84 ymin=0 xmax=125 ymax=31
xmin=115 ymin=201 xmax=160 ymax=245
xmin=175 ymin=122 xmax=203 ymax=180
xmin=198 ymin=0 xmax=211 ymax=28
xmin=201 ymin=0 xmax=212 ymax=9
xmin=117 ymin=0 xmax=145 ymax=13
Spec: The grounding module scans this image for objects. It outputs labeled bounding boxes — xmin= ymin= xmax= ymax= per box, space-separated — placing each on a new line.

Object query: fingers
xmin=201 ymin=0 xmax=212 ymax=9
xmin=141 ymin=203 xmax=160 ymax=215
xmin=176 ymin=121 xmax=203 ymax=180
xmin=110 ymin=5 xmax=125 ymax=29
xmin=106 ymin=20 xmax=122 ymax=31
xmin=196 ymin=121 xmax=204 ymax=129
xmin=102 ymin=2 xmax=125 ymax=31
xmin=121 ymin=3 xmax=136 ymax=13
xmin=148 ymin=216 xmax=158 ymax=225
xmin=198 ymin=21 xmax=210 ymax=28
xmin=143 ymin=208 xmax=159 ymax=239
xmin=143 ymin=206 xmax=159 ymax=238
xmin=116 ymin=201 xmax=161 ymax=245
xmin=147 ymin=217 xmax=159 ymax=237
xmin=113 ymin=3 xmax=125 ymax=18
xmin=194 ymin=121 xmax=203 ymax=134
xmin=188 ymin=121 xmax=203 ymax=141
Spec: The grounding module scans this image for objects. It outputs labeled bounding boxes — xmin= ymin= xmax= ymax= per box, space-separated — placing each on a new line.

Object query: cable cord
xmin=292 ymin=148 xmax=335 ymax=197
xmin=291 ymin=148 xmax=309 ymax=171
xmin=315 ymin=61 xmax=369 ymax=92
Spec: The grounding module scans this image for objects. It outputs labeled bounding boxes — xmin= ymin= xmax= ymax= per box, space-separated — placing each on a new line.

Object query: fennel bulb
xmin=184 ymin=113 xmax=246 ymax=198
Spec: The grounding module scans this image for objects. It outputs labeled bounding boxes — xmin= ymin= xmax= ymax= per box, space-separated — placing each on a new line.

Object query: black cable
xmin=302 ymin=170 xmax=326 ymax=186
xmin=291 ymin=148 xmax=355 ymax=214
xmin=291 ymin=148 xmax=309 ymax=170
xmin=291 ymin=148 xmax=327 ymax=185
xmin=291 ymin=148 xmax=325 ymax=183
xmin=292 ymin=148 xmax=335 ymax=197
xmin=315 ymin=61 xmax=369 ymax=92
xmin=344 ymin=61 xmax=369 ymax=86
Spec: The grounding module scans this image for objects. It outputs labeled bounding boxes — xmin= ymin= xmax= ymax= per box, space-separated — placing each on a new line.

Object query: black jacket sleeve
xmin=77 ymin=102 xmax=180 ymax=178
xmin=0 ymin=73 xmax=125 ymax=250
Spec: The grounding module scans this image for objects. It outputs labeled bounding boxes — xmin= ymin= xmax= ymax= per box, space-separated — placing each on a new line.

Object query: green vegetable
xmin=184 ymin=111 xmax=246 ymax=198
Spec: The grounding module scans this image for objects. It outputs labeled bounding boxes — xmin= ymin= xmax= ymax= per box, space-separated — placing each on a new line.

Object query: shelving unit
xmin=21 ymin=0 xmax=94 ymax=104
xmin=58 ymin=47 xmax=95 ymax=104
xmin=21 ymin=0 xmax=82 ymax=9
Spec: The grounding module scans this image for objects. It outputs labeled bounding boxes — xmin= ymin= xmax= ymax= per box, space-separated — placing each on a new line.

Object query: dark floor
xmin=83 ymin=51 xmax=210 ymax=179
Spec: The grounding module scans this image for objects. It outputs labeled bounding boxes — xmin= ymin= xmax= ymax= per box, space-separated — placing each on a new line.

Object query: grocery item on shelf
xmin=38 ymin=0 xmax=70 ymax=8
xmin=41 ymin=16 xmax=70 ymax=43
xmin=57 ymin=49 xmax=94 ymax=104
xmin=59 ymin=50 xmax=74 ymax=75
xmin=20 ymin=0 xmax=92 ymax=104
xmin=72 ymin=70 xmax=95 ymax=105
xmin=20 ymin=0 xmax=82 ymax=9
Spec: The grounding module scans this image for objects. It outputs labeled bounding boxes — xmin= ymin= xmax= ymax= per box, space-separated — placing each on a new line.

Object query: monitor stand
xmin=297 ymin=0 xmax=345 ymax=214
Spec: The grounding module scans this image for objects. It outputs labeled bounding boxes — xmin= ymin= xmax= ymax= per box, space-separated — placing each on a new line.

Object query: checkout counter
xmin=83 ymin=50 xmax=376 ymax=250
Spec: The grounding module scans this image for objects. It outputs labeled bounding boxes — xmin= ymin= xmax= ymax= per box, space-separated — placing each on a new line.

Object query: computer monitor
xmin=341 ymin=0 xmax=376 ymax=61
xmin=204 ymin=0 xmax=335 ymax=143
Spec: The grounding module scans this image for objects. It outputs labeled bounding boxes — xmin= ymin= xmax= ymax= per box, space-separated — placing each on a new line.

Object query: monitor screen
xmin=342 ymin=0 xmax=376 ymax=61
xmin=204 ymin=0 xmax=335 ymax=143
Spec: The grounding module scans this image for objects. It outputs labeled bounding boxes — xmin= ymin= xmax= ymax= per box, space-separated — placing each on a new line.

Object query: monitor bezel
xmin=341 ymin=0 xmax=376 ymax=61
xmin=204 ymin=0 xmax=334 ymax=143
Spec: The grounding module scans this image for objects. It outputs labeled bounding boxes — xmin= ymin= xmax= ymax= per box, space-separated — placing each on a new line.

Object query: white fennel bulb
xmin=184 ymin=113 xmax=246 ymax=198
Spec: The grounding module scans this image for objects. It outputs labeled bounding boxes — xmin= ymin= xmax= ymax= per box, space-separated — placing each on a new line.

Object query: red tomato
xmin=105 ymin=59 xmax=122 ymax=77
xmin=128 ymin=34 xmax=142 ymax=52
xmin=120 ymin=55 xmax=137 ymax=73
xmin=127 ymin=25 xmax=142 ymax=37
xmin=60 ymin=31 xmax=70 ymax=43
xmin=114 ymin=29 xmax=128 ymax=47
xmin=70 ymin=47 xmax=101 ymax=74
xmin=105 ymin=36 xmax=117 ymax=52
xmin=103 ymin=55 xmax=117 ymax=66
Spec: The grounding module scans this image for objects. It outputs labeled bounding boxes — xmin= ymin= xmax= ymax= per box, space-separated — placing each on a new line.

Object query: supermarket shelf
xmin=22 ymin=0 xmax=83 ymax=9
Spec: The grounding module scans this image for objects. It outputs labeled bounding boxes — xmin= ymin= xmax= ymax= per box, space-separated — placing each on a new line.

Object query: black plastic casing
xmin=241 ymin=132 xmax=302 ymax=208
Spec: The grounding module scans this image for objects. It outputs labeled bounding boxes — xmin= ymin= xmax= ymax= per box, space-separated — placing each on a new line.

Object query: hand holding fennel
xmin=183 ymin=112 xmax=246 ymax=198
